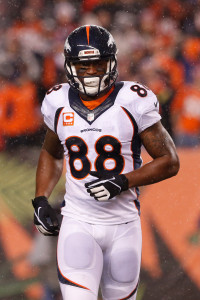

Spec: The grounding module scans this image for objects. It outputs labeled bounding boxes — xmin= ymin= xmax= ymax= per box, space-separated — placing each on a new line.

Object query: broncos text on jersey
xmin=41 ymin=81 xmax=161 ymax=225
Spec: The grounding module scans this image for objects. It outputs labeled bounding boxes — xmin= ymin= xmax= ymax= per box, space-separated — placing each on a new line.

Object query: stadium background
xmin=0 ymin=0 xmax=200 ymax=299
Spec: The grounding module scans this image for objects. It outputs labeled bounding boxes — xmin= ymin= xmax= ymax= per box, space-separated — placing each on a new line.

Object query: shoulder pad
xmin=41 ymin=84 xmax=70 ymax=131
xmin=119 ymin=81 xmax=161 ymax=133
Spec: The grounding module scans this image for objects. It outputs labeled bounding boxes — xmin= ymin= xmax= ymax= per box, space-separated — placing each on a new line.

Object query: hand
xmin=32 ymin=196 xmax=60 ymax=236
xmin=85 ymin=171 xmax=129 ymax=201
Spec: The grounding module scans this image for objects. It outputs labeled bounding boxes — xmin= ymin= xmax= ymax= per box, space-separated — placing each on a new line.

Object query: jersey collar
xmin=68 ymin=82 xmax=124 ymax=125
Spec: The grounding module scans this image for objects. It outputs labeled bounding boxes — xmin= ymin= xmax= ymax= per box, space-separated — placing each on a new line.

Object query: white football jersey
xmin=41 ymin=81 xmax=161 ymax=225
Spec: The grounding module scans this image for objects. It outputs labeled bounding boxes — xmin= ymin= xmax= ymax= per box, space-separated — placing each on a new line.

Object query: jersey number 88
xmin=65 ymin=135 xmax=124 ymax=179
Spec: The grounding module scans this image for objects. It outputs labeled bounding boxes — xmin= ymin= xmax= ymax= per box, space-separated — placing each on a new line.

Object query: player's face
xmin=74 ymin=59 xmax=108 ymax=78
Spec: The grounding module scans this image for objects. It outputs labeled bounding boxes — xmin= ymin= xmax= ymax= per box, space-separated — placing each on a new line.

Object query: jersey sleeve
xmin=41 ymin=94 xmax=55 ymax=131
xmin=135 ymin=90 xmax=161 ymax=134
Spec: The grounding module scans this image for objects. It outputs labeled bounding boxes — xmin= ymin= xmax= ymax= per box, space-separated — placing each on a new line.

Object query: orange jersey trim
xmin=81 ymin=86 xmax=114 ymax=110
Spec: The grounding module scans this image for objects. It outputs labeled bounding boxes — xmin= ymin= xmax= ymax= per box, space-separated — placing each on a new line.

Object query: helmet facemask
xmin=64 ymin=54 xmax=118 ymax=97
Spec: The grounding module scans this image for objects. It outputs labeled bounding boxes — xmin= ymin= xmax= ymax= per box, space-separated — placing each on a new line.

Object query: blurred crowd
xmin=1 ymin=0 xmax=200 ymax=149
xmin=1 ymin=1 xmax=200 ymax=299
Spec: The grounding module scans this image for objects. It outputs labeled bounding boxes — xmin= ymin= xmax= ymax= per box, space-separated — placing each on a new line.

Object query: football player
xmin=32 ymin=25 xmax=180 ymax=300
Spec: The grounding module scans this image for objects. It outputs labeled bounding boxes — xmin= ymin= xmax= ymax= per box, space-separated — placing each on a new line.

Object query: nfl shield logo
xmin=87 ymin=113 xmax=94 ymax=122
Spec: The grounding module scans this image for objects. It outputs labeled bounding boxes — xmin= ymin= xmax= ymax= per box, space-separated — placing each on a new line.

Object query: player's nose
xmin=86 ymin=63 xmax=97 ymax=75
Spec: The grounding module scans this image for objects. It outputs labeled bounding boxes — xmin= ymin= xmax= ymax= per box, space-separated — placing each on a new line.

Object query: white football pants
xmin=57 ymin=216 xmax=142 ymax=300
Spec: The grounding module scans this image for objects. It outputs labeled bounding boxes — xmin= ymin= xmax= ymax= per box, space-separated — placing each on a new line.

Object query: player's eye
xmin=78 ymin=67 xmax=88 ymax=73
xmin=77 ymin=61 xmax=91 ymax=67
xmin=80 ymin=62 xmax=89 ymax=67
xmin=75 ymin=62 xmax=90 ymax=71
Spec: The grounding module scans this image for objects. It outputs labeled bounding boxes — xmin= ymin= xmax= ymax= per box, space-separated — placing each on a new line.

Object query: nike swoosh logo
xmin=36 ymin=207 xmax=48 ymax=230
xmin=89 ymin=177 xmax=116 ymax=188
xmin=38 ymin=207 xmax=42 ymax=216
xmin=154 ymin=101 xmax=158 ymax=107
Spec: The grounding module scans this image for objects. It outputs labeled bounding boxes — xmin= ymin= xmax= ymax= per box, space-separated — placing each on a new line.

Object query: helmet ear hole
xmin=64 ymin=25 xmax=118 ymax=96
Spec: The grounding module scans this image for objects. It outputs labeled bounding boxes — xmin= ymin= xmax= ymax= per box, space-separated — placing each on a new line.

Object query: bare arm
xmin=125 ymin=121 xmax=180 ymax=188
xmin=35 ymin=128 xmax=64 ymax=197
